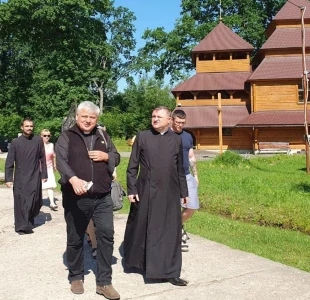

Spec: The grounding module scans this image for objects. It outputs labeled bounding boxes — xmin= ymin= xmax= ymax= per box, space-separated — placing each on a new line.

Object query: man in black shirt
xmin=56 ymin=101 xmax=120 ymax=299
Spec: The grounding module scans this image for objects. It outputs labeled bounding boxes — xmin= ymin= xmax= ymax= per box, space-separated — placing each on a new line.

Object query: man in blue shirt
xmin=171 ymin=110 xmax=199 ymax=252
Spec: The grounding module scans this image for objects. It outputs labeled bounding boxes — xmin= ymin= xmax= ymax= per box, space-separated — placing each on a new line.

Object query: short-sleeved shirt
xmin=178 ymin=130 xmax=193 ymax=175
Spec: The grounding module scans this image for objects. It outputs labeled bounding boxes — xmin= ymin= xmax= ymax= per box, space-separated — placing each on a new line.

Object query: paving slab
xmin=0 ymin=187 xmax=310 ymax=300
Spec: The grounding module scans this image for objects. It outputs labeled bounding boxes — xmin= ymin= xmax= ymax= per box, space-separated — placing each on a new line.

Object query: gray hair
xmin=76 ymin=101 xmax=100 ymax=116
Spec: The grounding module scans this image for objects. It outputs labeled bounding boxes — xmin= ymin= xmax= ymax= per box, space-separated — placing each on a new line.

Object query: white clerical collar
xmin=160 ymin=129 xmax=169 ymax=135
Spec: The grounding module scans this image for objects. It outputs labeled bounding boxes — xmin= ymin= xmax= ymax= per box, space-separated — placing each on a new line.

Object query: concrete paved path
xmin=0 ymin=187 xmax=310 ymax=300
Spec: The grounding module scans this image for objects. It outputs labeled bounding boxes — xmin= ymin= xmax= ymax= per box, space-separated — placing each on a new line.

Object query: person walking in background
xmin=5 ymin=118 xmax=47 ymax=235
xmin=41 ymin=129 xmax=58 ymax=211
xmin=56 ymin=101 xmax=121 ymax=299
xmin=171 ymin=109 xmax=199 ymax=252
xmin=124 ymin=106 xmax=189 ymax=286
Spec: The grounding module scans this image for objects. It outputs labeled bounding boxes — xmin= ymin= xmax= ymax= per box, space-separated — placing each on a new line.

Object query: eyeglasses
xmin=43 ymin=135 xmax=50 ymax=137
xmin=174 ymin=120 xmax=186 ymax=126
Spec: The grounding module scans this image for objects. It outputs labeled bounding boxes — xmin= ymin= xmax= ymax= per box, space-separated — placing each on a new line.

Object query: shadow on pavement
xmin=34 ymin=211 xmax=52 ymax=228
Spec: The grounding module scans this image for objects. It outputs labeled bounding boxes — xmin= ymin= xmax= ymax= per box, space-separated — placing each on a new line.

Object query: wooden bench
xmin=257 ymin=142 xmax=291 ymax=154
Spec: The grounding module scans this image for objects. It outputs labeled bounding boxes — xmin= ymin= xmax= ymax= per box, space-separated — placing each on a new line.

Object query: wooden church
xmin=172 ymin=0 xmax=310 ymax=153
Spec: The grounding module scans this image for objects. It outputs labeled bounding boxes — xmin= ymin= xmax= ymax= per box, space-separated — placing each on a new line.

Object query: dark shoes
xmin=164 ymin=277 xmax=188 ymax=286
xmin=71 ymin=280 xmax=84 ymax=294
xmin=70 ymin=281 xmax=120 ymax=298
xmin=96 ymin=284 xmax=120 ymax=299
xmin=17 ymin=229 xmax=34 ymax=235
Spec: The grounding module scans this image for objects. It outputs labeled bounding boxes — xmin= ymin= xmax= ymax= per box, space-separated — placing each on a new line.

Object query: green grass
xmin=186 ymin=212 xmax=310 ymax=272
xmin=0 ymin=158 xmax=4 ymax=184
xmin=112 ymin=138 xmax=132 ymax=152
xmin=1 ymin=152 xmax=310 ymax=272
xmin=200 ymin=153 xmax=310 ymax=234
xmin=0 ymin=158 xmax=4 ymax=170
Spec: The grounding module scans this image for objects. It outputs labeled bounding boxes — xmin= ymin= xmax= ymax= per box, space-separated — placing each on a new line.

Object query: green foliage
xmin=213 ymin=150 xmax=250 ymax=166
xmin=103 ymin=77 xmax=176 ymax=138
xmin=0 ymin=0 xmax=136 ymax=120
xmin=0 ymin=115 xmax=22 ymax=139
xmin=99 ymin=108 xmax=126 ymax=138
xmin=0 ymin=113 xmax=63 ymax=142
xmin=34 ymin=118 xmax=63 ymax=144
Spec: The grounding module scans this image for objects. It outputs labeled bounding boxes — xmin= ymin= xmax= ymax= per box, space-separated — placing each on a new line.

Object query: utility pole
xmin=301 ymin=6 xmax=310 ymax=174
xmin=218 ymin=92 xmax=223 ymax=154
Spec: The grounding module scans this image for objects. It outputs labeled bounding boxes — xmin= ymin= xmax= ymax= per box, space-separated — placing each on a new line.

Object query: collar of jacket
xmin=68 ymin=124 xmax=99 ymax=138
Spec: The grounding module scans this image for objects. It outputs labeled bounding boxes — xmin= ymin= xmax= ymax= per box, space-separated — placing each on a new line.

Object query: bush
xmin=213 ymin=150 xmax=248 ymax=166
xmin=0 ymin=115 xmax=23 ymax=139
xmin=34 ymin=118 xmax=63 ymax=143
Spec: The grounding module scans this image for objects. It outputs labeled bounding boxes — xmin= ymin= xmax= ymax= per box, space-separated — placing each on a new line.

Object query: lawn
xmin=116 ymin=152 xmax=310 ymax=272
xmin=1 ymin=152 xmax=310 ymax=272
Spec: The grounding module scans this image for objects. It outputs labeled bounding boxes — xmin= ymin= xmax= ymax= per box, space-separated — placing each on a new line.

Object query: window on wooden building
xmin=298 ymin=82 xmax=305 ymax=103
xmin=198 ymin=53 xmax=213 ymax=61
xmin=197 ymin=91 xmax=212 ymax=100
xmin=223 ymin=128 xmax=232 ymax=136
xmin=215 ymin=91 xmax=230 ymax=99
xmin=215 ymin=52 xmax=230 ymax=60
xmin=179 ymin=91 xmax=194 ymax=100
xmin=232 ymin=52 xmax=247 ymax=59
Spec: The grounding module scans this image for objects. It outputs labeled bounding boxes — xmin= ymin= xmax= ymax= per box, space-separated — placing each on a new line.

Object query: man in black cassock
xmin=124 ymin=106 xmax=189 ymax=286
xmin=5 ymin=118 xmax=47 ymax=234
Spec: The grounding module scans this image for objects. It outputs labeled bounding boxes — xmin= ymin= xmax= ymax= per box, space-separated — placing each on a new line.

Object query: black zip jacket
xmin=55 ymin=124 xmax=120 ymax=197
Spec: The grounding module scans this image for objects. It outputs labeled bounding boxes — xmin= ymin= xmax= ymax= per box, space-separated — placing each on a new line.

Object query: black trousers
xmin=64 ymin=192 xmax=114 ymax=285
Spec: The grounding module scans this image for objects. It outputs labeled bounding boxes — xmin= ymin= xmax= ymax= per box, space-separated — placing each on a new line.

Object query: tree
xmin=136 ymin=0 xmax=286 ymax=83
xmin=102 ymin=77 xmax=176 ymax=138
xmin=0 ymin=0 xmax=136 ymax=120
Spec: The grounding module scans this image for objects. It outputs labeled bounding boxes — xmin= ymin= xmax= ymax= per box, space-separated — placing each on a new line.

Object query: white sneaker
xmin=182 ymin=227 xmax=190 ymax=243
xmin=181 ymin=243 xmax=189 ymax=252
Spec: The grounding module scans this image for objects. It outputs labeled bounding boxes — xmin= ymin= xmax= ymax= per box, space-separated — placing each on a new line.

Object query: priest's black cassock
xmin=124 ymin=128 xmax=188 ymax=279
xmin=5 ymin=134 xmax=47 ymax=232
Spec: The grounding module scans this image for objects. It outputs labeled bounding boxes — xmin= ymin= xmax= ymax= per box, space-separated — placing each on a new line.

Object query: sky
xmin=114 ymin=0 xmax=181 ymax=48
xmin=113 ymin=0 xmax=182 ymax=90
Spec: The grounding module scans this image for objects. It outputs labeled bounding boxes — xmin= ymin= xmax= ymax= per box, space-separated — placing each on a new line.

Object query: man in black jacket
xmin=56 ymin=101 xmax=120 ymax=299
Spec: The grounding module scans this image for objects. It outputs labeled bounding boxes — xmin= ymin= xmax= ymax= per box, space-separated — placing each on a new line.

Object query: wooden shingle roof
xmin=180 ymin=106 xmax=250 ymax=129
xmin=274 ymin=0 xmax=310 ymax=21
xmin=248 ymin=56 xmax=310 ymax=81
xmin=237 ymin=110 xmax=309 ymax=127
xmin=192 ymin=22 xmax=254 ymax=53
xmin=172 ymin=72 xmax=251 ymax=92
xmin=261 ymin=27 xmax=310 ymax=50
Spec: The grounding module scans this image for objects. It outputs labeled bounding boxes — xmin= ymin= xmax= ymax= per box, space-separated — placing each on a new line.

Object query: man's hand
xmin=5 ymin=182 xmax=13 ymax=188
xmin=181 ymin=197 xmax=189 ymax=207
xmin=128 ymin=194 xmax=139 ymax=203
xmin=88 ymin=150 xmax=109 ymax=162
xmin=69 ymin=176 xmax=87 ymax=195
xmin=42 ymin=178 xmax=47 ymax=183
